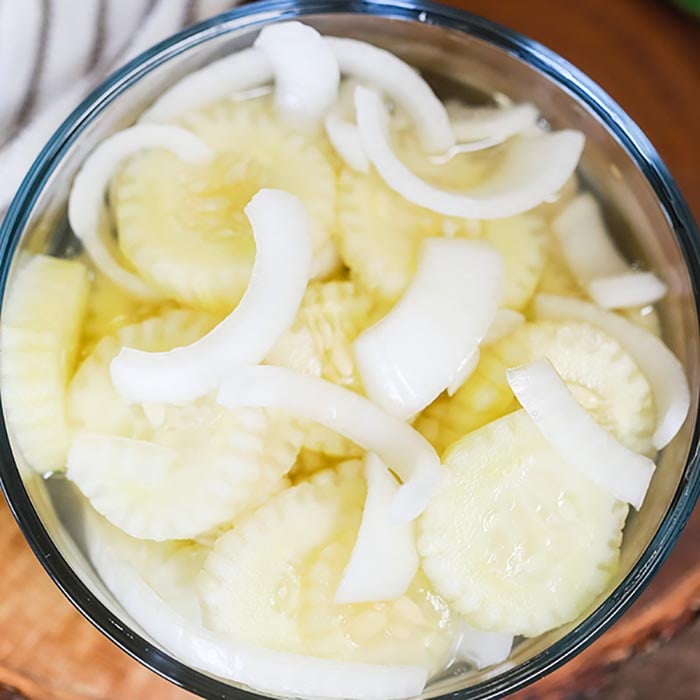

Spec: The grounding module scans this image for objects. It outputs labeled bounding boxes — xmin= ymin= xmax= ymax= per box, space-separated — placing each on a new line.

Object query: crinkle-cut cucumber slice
xmin=482 ymin=215 xmax=548 ymax=310
xmin=418 ymin=410 xmax=627 ymax=637
xmin=270 ymin=280 xmax=375 ymax=389
xmin=299 ymin=530 xmax=454 ymax=673
xmin=67 ymin=404 xmax=300 ymax=541
xmin=68 ymin=309 xmax=218 ymax=437
xmin=416 ymin=321 xmax=655 ymax=456
xmin=1 ymin=255 xmax=89 ymax=472
xmin=290 ymin=449 xmax=349 ymax=481
xmin=81 ymin=269 xmax=170 ymax=353
xmin=66 ymin=310 xmax=303 ymax=540
xmin=113 ymin=97 xmax=337 ymax=313
xmin=198 ymin=462 xmax=365 ymax=654
xmin=268 ymin=280 xmax=375 ymax=459
xmin=87 ymin=510 xmax=208 ymax=622
xmin=336 ymin=168 xmax=473 ymax=306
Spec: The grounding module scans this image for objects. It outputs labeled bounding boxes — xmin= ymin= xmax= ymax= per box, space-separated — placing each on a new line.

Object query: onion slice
xmin=354 ymin=238 xmax=503 ymax=419
xmin=507 ymin=358 xmax=655 ymax=509
xmin=68 ymin=125 xmax=213 ymax=298
xmin=588 ymin=272 xmax=667 ymax=309
xmin=455 ymin=623 xmax=513 ymax=670
xmin=324 ymin=79 xmax=369 ymax=172
xmin=217 ymin=365 xmax=442 ymax=521
xmin=325 ymin=37 xmax=454 ymax=153
xmin=325 ymin=105 xmax=369 ymax=172
xmin=140 ymin=47 xmax=273 ymax=123
xmin=335 ymin=453 xmax=419 ymax=604
xmin=447 ymin=101 xmax=539 ymax=143
xmin=447 ymin=349 xmax=480 ymax=397
xmin=355 ymin=86 xmax=584 ymax=220
xmin=534 ymin=294 xmax=690 ymax=449
xmin=254 ymin=22 xmax=339 ymax=131
xmin=552 ymin=193 xmax=628 ymax=285
xmin=110 ymin=189 xmax=312 ymax=403
xmin=87 ymin=520 xmax=428 ymax=700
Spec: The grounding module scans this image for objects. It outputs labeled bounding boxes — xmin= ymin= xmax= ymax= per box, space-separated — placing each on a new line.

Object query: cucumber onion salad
xmin=0 ymin=20 xmax=691 ymax=700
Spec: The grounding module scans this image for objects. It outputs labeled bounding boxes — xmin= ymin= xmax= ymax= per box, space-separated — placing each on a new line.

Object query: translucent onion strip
xmin=68 ymin=125 xmax=213 ymax=298
xmin=507 ymin=358 xmax=655 ymax=509
xmin=552 ymin=193 xmax=628 ymax=285
xmin=455 ymin=623 xmax=513 ymax=670
xmin=354 ymin=239 xmax=503 ymax=419
xmin=254 ymin=22 xmax=339 ymax=130
xmin=110 ymin=189 xmax=312 ymax=403
xmin=217 ymin=365 xmax=442 ymax=521
xmin=325 ymin=104 xmax=369 ymax=172
xmin=588 ymin=272 xmax=667 ymax=309
xmin=447 ymin=349 xmax=480 ymax=397
xmin=534 ymin=294 xmax=690 ymax=449
xmin=140 ymin=47 xmax=274 ymax=123
xmin=87 ymin=524 xmax=428 ymax=700
xmin=447 ymin=101 xmax=539 ymax=143
xmin=325 ymin=37 xmax=454 ymax=153
xmin=355 ymin=86 xmax=584 ymax=220
xmin=335 ymin=453 xmax=419 ymax=604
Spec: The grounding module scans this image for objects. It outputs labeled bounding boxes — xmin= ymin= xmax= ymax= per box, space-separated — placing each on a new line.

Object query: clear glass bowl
xmin=0 ymin=1 xmax=699 ymax=698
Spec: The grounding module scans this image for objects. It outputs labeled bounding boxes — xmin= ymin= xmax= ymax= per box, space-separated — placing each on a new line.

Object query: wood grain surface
xmin=1 ymin=1 xmax=698 ymax=699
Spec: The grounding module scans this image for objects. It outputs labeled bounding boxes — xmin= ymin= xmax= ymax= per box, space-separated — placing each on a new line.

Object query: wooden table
xmin=1 ymin=1 xmax=698 ymax=698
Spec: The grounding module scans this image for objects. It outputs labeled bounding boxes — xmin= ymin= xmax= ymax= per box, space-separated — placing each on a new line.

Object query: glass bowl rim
xmin=1 ymin=1 xmax=699 ymax=698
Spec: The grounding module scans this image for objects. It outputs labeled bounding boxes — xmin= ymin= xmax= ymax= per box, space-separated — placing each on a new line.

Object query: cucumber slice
xmin=67 ymin=310 xmax=303 ymax=540
xmin=113 ymin=97 xmax=337 ymax=312
xmin=418 ymin=410 xmax=627 ymax=636
xmin=267 ymin=280 xmax=375 ymax=460
xmin=1 ymin=255 xmax=89 ymax=472
xmin=198 ymin=462 xmax=365 ymax=653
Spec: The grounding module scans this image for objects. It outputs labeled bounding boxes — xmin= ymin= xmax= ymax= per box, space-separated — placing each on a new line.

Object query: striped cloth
xmin=0 ymin=0 xmax=243 ymax=213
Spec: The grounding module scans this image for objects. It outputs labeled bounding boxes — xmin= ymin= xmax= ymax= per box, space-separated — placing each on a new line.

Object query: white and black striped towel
xmin=0 ymin=0 xmax=243 ymax=213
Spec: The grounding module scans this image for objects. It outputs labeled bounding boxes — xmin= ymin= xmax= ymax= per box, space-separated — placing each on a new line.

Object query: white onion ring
xmin=354 ymin=238 xmax=503 ymax=419
xmin=325 ymin=104 xmax=369 ymax=172
xmin=534 ymin=294 xmax=690 ymax=450
xmin=335 ymin=453 xmax=418 ymax=604
xmin=143 ymin=28 xmax=452 ymax=151
xmin=447 ymin=101 xmax=539 ymax=143
xmin=507 ymin=358 xmax=655 ymax=509
xmin=588 ymin=272 xmax=667 ymax=309
xmin=110 ymin=189 xmax=312 ymax=403
xmin=326 ymin=36 xmax=454 ymax=153
xmin=217 ymin=365 xmax=443 ymax=522
xmin=254 ymin=22 xmax=339 ymax=131
xmin=447 ymin=349 xmax=480 ymax=397
xmin=355 ymin=85 xmax=584 ymax=220
xmin=140 ymin=47 xmax=273 ymax=123
xmin=68 ymin=125 xmax=213 ymax=298
xmin=552 ymin=193 xmax=628 ymax=285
